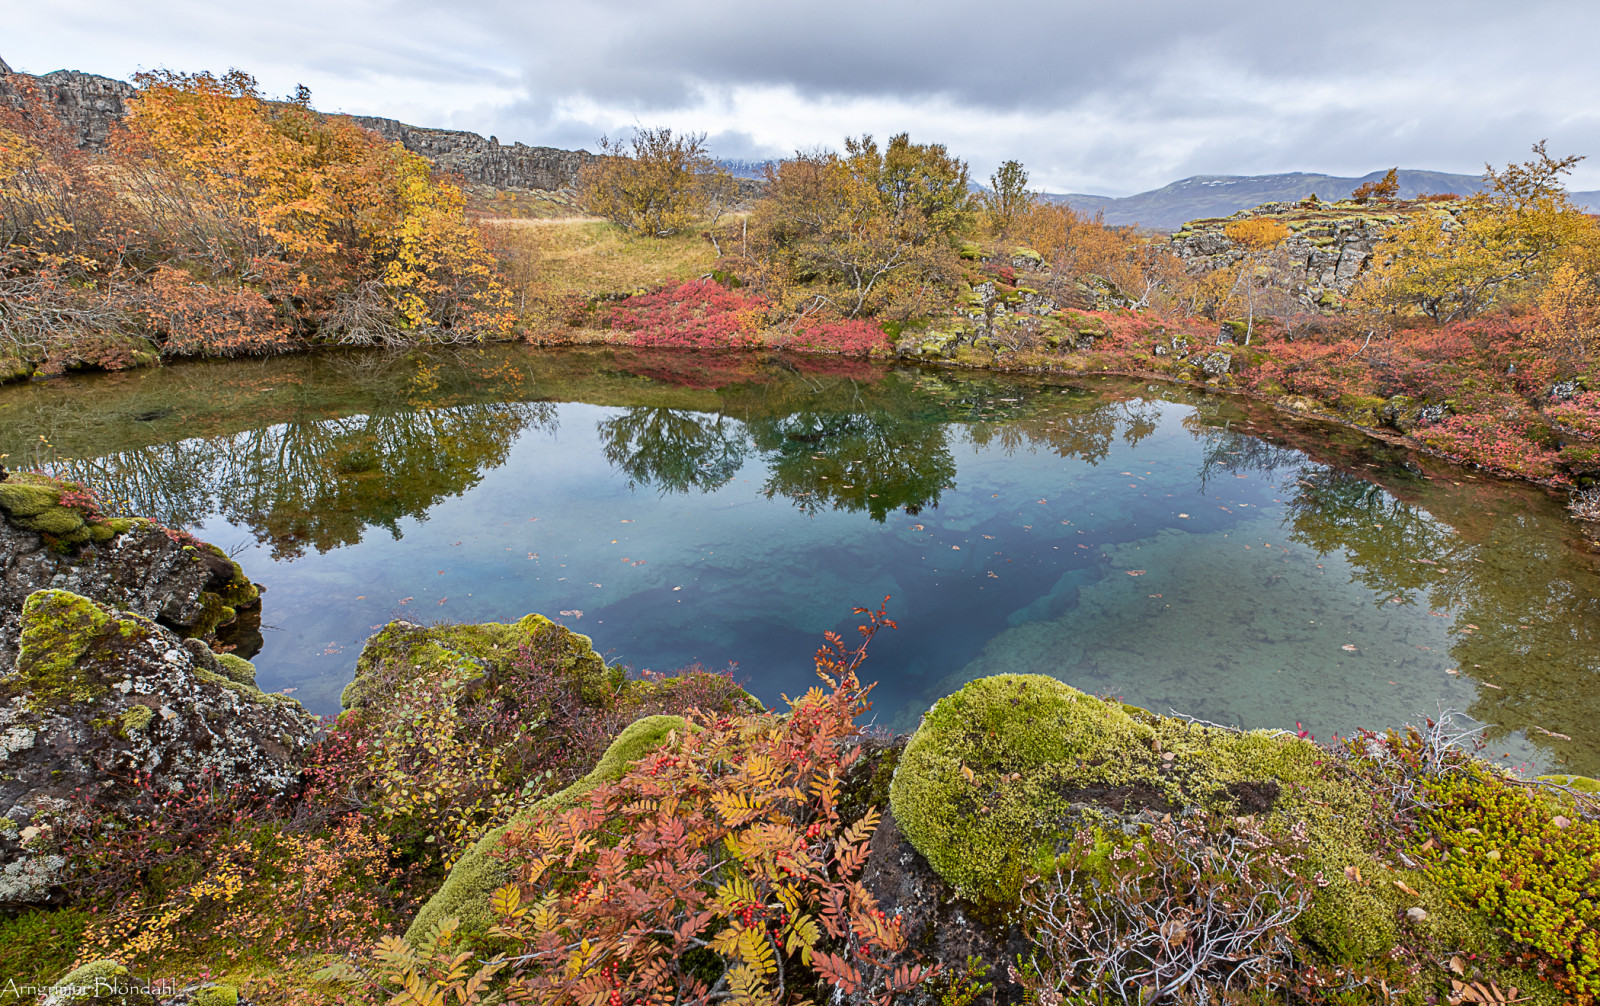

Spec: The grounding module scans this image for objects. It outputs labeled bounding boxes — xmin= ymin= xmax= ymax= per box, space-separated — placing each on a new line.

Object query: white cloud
xmin=6 ymin=0 xmax=1600 ymax=193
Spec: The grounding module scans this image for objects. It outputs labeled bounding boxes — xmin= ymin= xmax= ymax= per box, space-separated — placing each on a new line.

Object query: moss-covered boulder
xmin=0 ymin=473 xmax=264 ymax=673
xmin=405 ymin=714 xmax=688 ymax=942
xmin=0 ymin=589 xmax=316 ymax=903
xmin=341 ymin=613 xmax=618 ymax=711
xmin=888 ymin=674 xmax=1463 ymax=962
xmin=43 ymin=960 xmax=156 ymax=1006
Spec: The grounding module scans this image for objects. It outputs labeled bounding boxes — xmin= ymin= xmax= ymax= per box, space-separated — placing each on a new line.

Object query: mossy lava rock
xmin=0 ymin=589 xmax=316 ymax=904
xmin=889 ymin=674 xmax=1335 ymax=907
xmin=0 ymin=473 xmax=264 ymax=671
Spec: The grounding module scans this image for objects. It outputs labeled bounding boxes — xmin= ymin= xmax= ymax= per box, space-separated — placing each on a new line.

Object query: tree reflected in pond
xmin=1280 ymin=465 xmax=1600 ymax=770
xmin=750 ymin=411 xmax=956 ymax=521
xmin=597 ymin=408 xmax=748 ymax=494
xmin=57 ymin=403 xmax=553 ymax=559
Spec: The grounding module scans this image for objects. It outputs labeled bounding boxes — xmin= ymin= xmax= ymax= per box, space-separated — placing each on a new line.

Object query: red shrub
xmin=608 ymin=279 xmax=765 ymax=349
xmin=777 ymin=318 xmax=890 ymax=356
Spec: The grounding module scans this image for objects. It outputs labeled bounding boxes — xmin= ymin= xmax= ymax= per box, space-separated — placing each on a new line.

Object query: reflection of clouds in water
xmin=51 ymin=402 xmax=556 ymax=558
xmin=10 ymin=354 xmax=1599 ymax=775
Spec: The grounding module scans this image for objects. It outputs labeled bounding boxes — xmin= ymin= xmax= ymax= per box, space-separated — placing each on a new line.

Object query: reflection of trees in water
xmin=594 ymin=392 xmax=1173 ymax=522
xmin=56 ymin=402 xmax=555 ymax=559
xmin=750 ymin=412 xmax=957 ymax=522
xmin=1191 ymin=426 xmax=1305 ymax=492
xmin=1281 ymin=467 xmax=1600 ymax=773
xmin=597 ymin=409 xmax=749 ymax=494
xmin=965 ymin=397 xmax=1162 ymax=465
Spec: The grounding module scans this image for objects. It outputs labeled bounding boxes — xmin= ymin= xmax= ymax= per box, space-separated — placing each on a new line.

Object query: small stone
xmin=1406 ymin=907 xmax=1428 ymax=923
xmin=1552 ymin=815 xmax=1572 ymax=828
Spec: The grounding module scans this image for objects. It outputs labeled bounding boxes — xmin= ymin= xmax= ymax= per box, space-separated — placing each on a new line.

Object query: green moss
xmin=405 ymin=714 xmax=688 ymax=943
xmin=1538 ymin=773 xmax=1600 ymax=793
xmin=119 ymin=704 xmax=154 ymax=736
xmin=43 ymin=960 xmax=155 ymax=1006
xmin=216 ymin=653 xmax=257 ymax=686
xmin=8 ymin=590 xmax=117 ymax=711
xmin=188 ymin=591 xmax=237 ymax=640
xmin=189 ymin=987 xmax=238 ymax=1006
xmin=342 ymin=613 xmax=617 ymax=710
xmin=13 ymin=507 xmax=86 ymax=536
xmin=0 ymin=908 xmax=88 ymax=1002
xmin=890 ymin=674 xmax=1370 ymax=915
xmin=0 ymin=477 xmax=64 ymax=518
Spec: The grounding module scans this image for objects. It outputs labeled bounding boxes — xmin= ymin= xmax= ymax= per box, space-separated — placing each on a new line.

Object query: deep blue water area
xmin=3 ymin=346 xmax=1595 ymax=775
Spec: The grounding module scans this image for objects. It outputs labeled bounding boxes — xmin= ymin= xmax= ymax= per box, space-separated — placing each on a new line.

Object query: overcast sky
xmin=7 ymin=0 xmax=1600 ymax=195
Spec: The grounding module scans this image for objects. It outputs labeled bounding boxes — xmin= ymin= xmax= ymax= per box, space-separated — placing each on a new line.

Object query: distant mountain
xmin=1047 ymin=170 xmax=1600 ymax=230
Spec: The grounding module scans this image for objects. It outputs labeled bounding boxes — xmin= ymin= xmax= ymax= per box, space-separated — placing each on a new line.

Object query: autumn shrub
xmin=70 ymin=814 xmax=405 ymax=977
xmin=1417 ymin=406 xmax=1563 ymax=480
xmin=1415 ymin=764 xmax=1600 ymax=1003
xmin=1014 ymin=815 xmax=1312 ymax=1004
xmin=345 ymin=601 xmax=940 ymax=1005
xmin=578 ymin=127 xmax=734 ymax=237
xmin=606 ymin=278 xmax=765 ymax=349
xmin=0 ymin=68 xmax=511 ymax=376
xmin=308 ymin=628 xmax=753 ymax=878
xmin=774 ymin=317 xmax=890 ymax=355
xmin=1547 ymin=391 xmax=1600 ymax=437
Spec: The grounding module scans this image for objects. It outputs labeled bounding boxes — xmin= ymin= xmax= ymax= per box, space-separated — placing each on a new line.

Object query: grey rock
xmin=0 ymin=589 xmax=316 ymax=904
xmin=1202 ymin=352 xmax=1234 ymax=376
xmin=0 ymin=519 xmax=252 ymax=673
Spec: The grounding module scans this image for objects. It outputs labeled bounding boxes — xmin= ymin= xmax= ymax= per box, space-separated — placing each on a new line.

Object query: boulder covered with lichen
xmin=0 ymin=589 xmax=316 ymax=904
xmin=0 ymin=472 xmax=265 ymax=671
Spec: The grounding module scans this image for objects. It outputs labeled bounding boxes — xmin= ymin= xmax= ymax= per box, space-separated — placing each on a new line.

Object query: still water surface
xmin=1 ymin=347 xmax=1595 ymax=775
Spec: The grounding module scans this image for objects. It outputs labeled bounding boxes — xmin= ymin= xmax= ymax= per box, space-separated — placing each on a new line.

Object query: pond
xmin=2 ymin=346 xmax=1596 ymax=776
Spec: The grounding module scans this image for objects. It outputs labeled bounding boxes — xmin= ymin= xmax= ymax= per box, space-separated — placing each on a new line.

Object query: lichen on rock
xmin=0 ymin=589 xmax=316 ymax=903
xmin=0 ymin=477 xmax=266 ymax=673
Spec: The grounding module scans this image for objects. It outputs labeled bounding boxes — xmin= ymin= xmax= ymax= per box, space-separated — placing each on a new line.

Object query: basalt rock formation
xmin=0 ymin=54 xmax=592 ymax=191
xmin=346 ymin=115 xmax=592 ymax=191
xmin=0 ymin=473 xmax=313 ymax=904
xmin=0 ymin=59 xmax=135 ymax=152
xmin=1170 ymin=199 xmax=1413 ymax=307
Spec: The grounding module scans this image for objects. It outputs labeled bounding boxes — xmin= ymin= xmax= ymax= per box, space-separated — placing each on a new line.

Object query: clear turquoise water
xmin=3 ymin=346 xmax=1595 ymax=775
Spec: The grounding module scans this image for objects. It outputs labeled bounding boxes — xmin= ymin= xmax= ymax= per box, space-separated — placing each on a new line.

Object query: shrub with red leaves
xmin=608 ymin=279 xmax=764 ymax=349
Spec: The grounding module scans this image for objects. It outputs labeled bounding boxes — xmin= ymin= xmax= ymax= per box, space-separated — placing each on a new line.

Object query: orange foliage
xmin=0 ymin=67 xmax=510 ymax=376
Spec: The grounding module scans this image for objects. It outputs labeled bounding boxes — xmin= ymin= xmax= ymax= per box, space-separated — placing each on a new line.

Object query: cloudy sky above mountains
xmin=9 ymin=0 xmax=1600 ymax=194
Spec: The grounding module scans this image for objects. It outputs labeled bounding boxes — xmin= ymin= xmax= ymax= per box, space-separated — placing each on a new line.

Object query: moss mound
xmin=891 ymin=676 xmax=1327 ymax=898
xmin=341 ymin=613 xmax=617 ymax=710
xmin=0 ymin=472 xmax=109 ymax=550
xmin=405 ymin=713 xmax=688 ymax=942
xmin=11 ymin=589 xmax=125 ymax=710
xmin=43 ymin=960 xmax=154 ymax=1006
xmin=888 ymin=674 xmax=1520 ymax=973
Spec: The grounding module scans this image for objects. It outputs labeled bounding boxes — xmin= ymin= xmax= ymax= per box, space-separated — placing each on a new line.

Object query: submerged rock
xmin=0 ymin=589 xmax=315 ymax=904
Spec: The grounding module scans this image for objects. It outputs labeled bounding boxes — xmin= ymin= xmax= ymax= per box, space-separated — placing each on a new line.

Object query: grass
xmin=481 ymin=219 xmax=722 ymax=326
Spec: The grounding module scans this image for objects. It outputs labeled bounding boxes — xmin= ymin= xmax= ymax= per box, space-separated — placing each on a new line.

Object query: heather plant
xmin=1415 ymin=765 xmax=1600 ymax=1003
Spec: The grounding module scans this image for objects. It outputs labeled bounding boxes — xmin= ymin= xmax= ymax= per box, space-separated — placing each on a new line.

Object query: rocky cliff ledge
xmin=1170 ymin=198 xmax=1412 ymax=307
xmin=0 ymin=58 xmax=135 ymax=152
xmin=0 ymin=55 xmax=591 ymax=191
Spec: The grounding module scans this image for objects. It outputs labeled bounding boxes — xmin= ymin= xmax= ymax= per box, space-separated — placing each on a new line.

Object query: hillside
xmin=1052 ymin=169 xmax=1600 ymax=229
